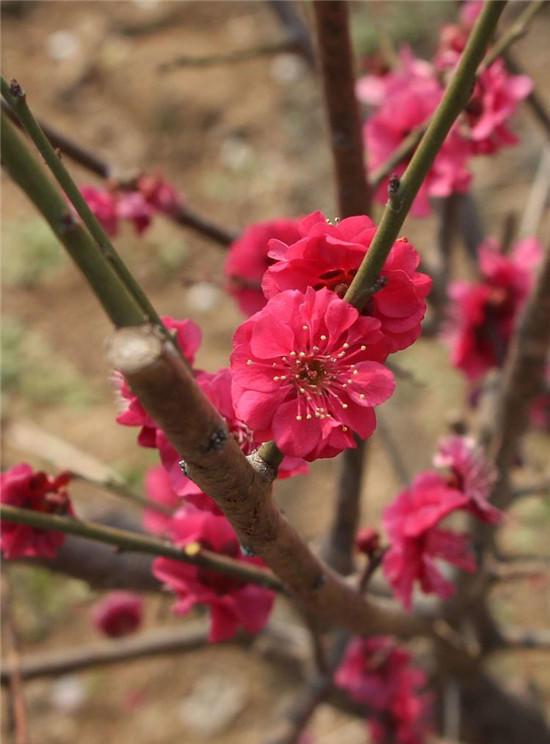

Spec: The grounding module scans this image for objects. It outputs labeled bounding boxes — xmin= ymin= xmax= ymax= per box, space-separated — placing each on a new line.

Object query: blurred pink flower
xmin=0 ymin=463 xmax=73 ymax=559
xmin=434 ymin=435 xmax=500 ymax=524
xmin=336 ymin=636 xmax=432 ymax=744
xmin=382 ymin=472 xmax=474 ymax=609
xmin=153 ymin=509 xmax=274 ymax=642
xmin=445 ymin=238 xmax=542 ymax=380
xmin=92 ymin=592 xmax=143 ymax=638
xmin=225 ymin=218 xmax=302 ymax=316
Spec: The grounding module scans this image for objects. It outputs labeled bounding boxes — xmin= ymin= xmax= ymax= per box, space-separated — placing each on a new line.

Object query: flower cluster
xmin=92 ymin=592 xmax=143 ymax=638
xmin=335 ymin=636 xmax=431 ymax=744
xmin=81 ymin=173 xmax=182 ymax=237
xmin=152 ymin=509 xmax=274 ymax=642
xmin=0 ymin=463 xmax=73 ymax=559
xmin=382 ymin=435 xmax=499 ymax=609
xmin=444 ymin=237 xmax=542 ymax=381
xmin=358 ymin=3 xmax=532 ymax=216
xmin=262 ymin=212 xmax=431 ymax=354
xmin=227 ymin=212 xmax=431 ymax=460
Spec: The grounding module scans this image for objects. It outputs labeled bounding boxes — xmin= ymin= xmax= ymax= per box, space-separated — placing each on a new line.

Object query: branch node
xmin=205 ymin=426 xmax=229 ymax=453
xmin=8 ymin=78 xmax=25 ymax=99
xmin=247 ymin=450 xmax=279 ymax=483
xmin=312 ymin=573 xmax=326 ymax=591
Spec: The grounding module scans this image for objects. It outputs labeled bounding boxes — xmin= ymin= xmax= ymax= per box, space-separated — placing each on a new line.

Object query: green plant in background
xmin=1 ymin=316 xmax=98 ymax=408
xmin=2 ymin=218 xmax=67 ymax=287
xmin=10 ymin=565 xmax=92 ymax=642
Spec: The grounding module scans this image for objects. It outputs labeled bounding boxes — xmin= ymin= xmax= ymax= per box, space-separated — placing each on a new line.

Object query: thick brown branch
xmin=487 ymin=239 xmax=550 ymax=507
xmin=313 ymin=0 xmax=371 ymax=578
xmin=312 ymin=1 xmax=370 ymax=217
xmin=108 ymin=325 xmax=429 ymax=638
xmin=263 ymin=631 xmax=351 ymax=744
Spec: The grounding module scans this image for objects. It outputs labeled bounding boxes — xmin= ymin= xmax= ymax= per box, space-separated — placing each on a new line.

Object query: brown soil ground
xmin=1 ymin=2 xmax=549 ymax=743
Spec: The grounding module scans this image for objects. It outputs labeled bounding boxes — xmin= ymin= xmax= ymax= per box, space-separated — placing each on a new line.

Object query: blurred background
xmin=1 ymin=2 xmax=549 ymax=742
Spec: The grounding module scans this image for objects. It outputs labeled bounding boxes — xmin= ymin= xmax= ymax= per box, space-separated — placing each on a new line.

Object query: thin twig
xmin=2 ymin=77 xmax=170 ymax=341
xmin=0 ymin=505 xmax=283 ymax=592
xmin=267 ymin=0 xmax=316 ymax=67
xmin=503 ymin=50 xmax=550 ymax=138
xmin=511 ymin=479 xmax=550 ymax=500
xmin=518 ymin=145 xmax=550 ymax=239
xmin=1 ymin=98 xmax=237 ymax=247
xmin=344 ymin=0 xmax=507 ymax=311
xmin=313 ymin=1 xmax=370 ymax=578
xmin=263 ymin=631 xmax=350 ymax=744
xmin=2 ymin=575 xmax=31 ymax=744
xmin=159 ymin=39 xmax=300 ymax=71
xmin=7 ymin=420 xmax=169 ymax=515
xmin=496 ymin=627 xmax=550 ymax=651
xmin=481 ymin=0 xmax=544 ymax=70
xmin=1 ymin=114 xmax=145 ymax=327
xmin=376 ymin=414 xmax=410 ymax=486
xmin=313 ymin=0 xmax=370 ymax=217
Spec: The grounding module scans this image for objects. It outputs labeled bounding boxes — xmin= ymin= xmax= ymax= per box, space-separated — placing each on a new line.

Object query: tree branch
xmin=263 ymin=631 xmax=350 ymax=744
xmin=2 ymin=76 xmax=169 ymax=340
xmin=1 ymin=98 xmax=237 ymax=247
xmin=487 ymin=239 xmax=550 ymax=508
xmin=107 ymin=325 xmax=429 ymax=639
xmin=1 ymin=113 xmax=145 ymax=327
xmin=2 ymin=575 xmax=31 ymax=744
xmin=345 ymin=0 xmax=507 ymax=311
xmin=0 ymin=505 xmax=283 ymax=592
xmin=159 ymin=39 xmax=300 ymax=71
xmin=495 ymin=627 xmax=550 ymax=651
xmin=502 ymin=50 xmax=550 ymax=138
xmin=312 ymin=0 xmax=372 ymax=577
xmin=481 ymin=0 xmax=544 ymax=70
xmin=312 ymin=0 xmax=370 ymax=217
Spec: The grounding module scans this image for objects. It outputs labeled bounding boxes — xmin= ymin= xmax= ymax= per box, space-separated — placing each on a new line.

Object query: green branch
xmin=1 ymin=114 xmax=144 ymax=327
xmin=344 ymin=0 xmax=506 ymax=310
xmin=0 ymin=505 xmax=284 ymax=592
xmin=1 ymin=77 xmax=169 ymax=340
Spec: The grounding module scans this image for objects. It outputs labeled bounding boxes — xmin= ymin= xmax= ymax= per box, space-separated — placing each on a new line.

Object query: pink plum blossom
xmin=360 ymin=49 xmax=471 ymax=216
xmin=80 ymin=185 xmax=119 ymax=236
xmin=114 ymin=315 xmax=202 ymax=447
xmin=464 ymin=60 xmax=533 ymax=155
xmin=152 ymin=509 xmax=274 ymax=642
xmin=262 ymin=211 xmax=431 ymax=353
xmin=355 ymin=526 xmax=381 ymax=557
xmin=137 ymin=173 xmax=183 ymax=215
xmin=445 ymin=238 xmax=542 ymax=380
xmin=92 ymin=592 xmax=143 ymax=638
xmin=80 ymin=174 xmax=184 ymax=236
xmin=116 ymin=191 xmax=152 ymax=235
xmin=0 ymin=463 xmax=73 ymax=559
xmin=225 ymin=218 xmax=302 ymax=316
xmin=382 ymin=472 xmax=475 ymax=609
xmin=335 ymin=636 xmax=432 ymax=744
xmin=434 ymin=435 xmax=500 ymax=524
xmin=230 ymin=287 xmax=395 ymax=461
xmin=143 ymin=465 xmax=181 ymax=536
xmin=155 ymin=368 xmax=308 ymax=507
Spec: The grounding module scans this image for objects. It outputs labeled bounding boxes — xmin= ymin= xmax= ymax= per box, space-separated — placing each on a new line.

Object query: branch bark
xmin=312 ymin=0 xmax=372 ymax=577
xmin=107 ymin=325 xmax=428 ymax=638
